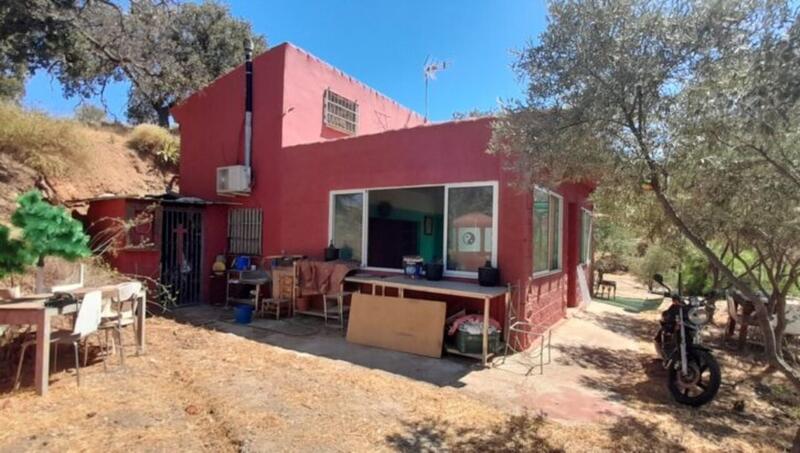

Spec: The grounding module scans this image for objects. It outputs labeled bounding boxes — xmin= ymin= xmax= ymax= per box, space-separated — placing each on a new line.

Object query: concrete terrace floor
xmin=170 ymin=298 xmax=657 ymax=424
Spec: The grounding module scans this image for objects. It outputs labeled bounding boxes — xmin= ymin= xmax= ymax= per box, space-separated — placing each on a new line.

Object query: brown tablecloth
xmin=296 ymin=260 xmax=358 ymax=296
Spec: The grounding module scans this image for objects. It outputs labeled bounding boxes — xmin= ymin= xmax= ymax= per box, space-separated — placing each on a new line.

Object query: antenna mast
xmin=423 ymin=56 xmax=448 ymax=122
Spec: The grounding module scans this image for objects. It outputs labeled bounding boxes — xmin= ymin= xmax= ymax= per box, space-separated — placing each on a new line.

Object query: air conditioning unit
xmin=216 ymin=165 xmax=251 ymax=195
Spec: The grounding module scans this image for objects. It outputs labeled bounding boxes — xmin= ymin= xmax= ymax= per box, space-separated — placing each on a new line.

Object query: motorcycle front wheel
xmin=667 ymin=349 xmax=721 ymax=407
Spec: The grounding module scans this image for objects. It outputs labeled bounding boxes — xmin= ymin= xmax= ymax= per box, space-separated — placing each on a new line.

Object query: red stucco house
xmin=90 ymin=42 xmax=594 ymax=334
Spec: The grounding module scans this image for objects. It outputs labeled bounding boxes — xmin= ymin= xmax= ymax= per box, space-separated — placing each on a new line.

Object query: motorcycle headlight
xmin=688 ymin=307 xmax=710 ymax=325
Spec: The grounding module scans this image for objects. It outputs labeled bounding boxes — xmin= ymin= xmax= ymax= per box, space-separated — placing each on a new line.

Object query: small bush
xmin=74 ymin=104 xmax=107 ymax=126
xmin=0 ymin=102 xmax=86 ymax=177
xmin=630 ymin=244 xmax=677 ymax=288
xmin=126 ymin=124 xmax=180 ymax=166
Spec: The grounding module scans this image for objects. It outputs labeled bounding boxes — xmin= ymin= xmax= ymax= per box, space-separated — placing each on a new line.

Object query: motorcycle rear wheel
xmin=668 ymin=349 xmax=721 ymax=407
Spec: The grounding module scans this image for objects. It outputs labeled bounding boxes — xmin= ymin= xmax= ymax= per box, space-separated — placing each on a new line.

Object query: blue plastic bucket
xmin=233 ymin=304 xmax=254 ymax=324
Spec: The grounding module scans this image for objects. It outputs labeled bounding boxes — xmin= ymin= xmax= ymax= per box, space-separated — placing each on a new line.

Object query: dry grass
xmin=0 ymin=272 xmax=795 ymax=451
xmin=126 ymin=124 xmax=179 ymax=167
xmin=0 ymin=103 xmax=87 ymax=177
xmin=0 ymin=310 xmax=793 ymax=452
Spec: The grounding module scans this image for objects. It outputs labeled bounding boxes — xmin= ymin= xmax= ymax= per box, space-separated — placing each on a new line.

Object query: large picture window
xmin=329 ymin=182 xmax=497 ymax=276
xmin=579 ymin=208 xmax=592 ymax=264
xmin=533 ymin=187 xmax=563 ymax=276
xmin=447 ymin=185 xmax=495 ymax=272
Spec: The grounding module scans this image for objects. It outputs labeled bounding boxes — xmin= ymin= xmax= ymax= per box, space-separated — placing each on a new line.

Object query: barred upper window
xmin=323 ymin=89 xmax=358 ymax=135
xmin=228 ymin=208 xmax=263 ymax=255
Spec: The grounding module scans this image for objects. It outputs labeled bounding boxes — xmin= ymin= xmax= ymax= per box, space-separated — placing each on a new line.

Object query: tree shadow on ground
xmin=578 ymin=309 xmax=658 ymax=343
xmin=606 ymin=415 xmax=689 ymax=452
xmin=553 ymin=340 xmax=794 ymax=448
xmin=385 ymin=413 xmax=564 ymax=453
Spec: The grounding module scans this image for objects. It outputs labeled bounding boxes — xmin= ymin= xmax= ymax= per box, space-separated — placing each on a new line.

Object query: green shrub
xmin=0 ymin=102 xmax=86 ymax=176
xmin=629 ymin=244 xmax=677 ymax=288
xmin=126 ymin=124 xmax=180 ymax=166
xmin=74 ymin=104 xmax=107 ymax=126
xmin=681 ymin=250 xmax=712 ymax=296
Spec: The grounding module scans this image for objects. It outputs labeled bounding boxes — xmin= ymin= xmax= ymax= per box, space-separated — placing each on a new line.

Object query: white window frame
xmin=329 ymin=189 xmax=367 ymax=264
xmin=328 ymin=181 xmax=499 ymax=279
xmin=532 ymin=186 xmax=564 ymax=279
xmin=579 ymin=207 xmax=593 ymax=265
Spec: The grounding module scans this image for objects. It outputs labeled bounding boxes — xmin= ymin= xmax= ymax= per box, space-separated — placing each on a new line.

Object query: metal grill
xmin=228 ymin=208 xmax=263 ymax=255
xmin=161 ymin=206 xmax=203 ymax=305
xmin=323 ymin=89 xmax=358 ymax=135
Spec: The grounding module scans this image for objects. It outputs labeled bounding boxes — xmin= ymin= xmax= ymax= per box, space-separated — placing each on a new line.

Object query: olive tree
xmin=491 ymin=0 xmax=800 ymax=400
xmin=1 ymin=0 xmax=266 ymax=126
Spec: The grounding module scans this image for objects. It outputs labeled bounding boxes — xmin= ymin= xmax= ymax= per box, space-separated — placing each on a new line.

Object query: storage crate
xmin=455 ymin=329 xmax=500 ymax=354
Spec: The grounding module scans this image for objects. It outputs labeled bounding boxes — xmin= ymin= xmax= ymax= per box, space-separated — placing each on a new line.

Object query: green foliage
xmin=1 ymin=0 xmax=266 ymax=127
xmin=0 ymin=224 xmax=32 ymax=278
xmin=452 ymin=109 xmax=495 ymax=120
xmin=11 ymin=191 xmax=90 ymax=266
xmin=681 ymin=251 xmax=711 ymax=296
xmin=0 ymin=65 xmax=26 ymax=101
xmin=493 ymin=0 xmax=800 ymax=299
xmin=74 ymin=104 xmax=107 ymax=126
xmin=126 ymin=124 xmax=180 ymax=166
xmin=0 ymin=102 xmax=86 ymax=177
xmin=630 ymin=244 xmax=676 ymax=287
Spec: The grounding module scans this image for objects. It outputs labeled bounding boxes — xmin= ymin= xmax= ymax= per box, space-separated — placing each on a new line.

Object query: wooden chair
xmin=322 ymin=290 xmax=353 ymax=330
xmin=261 ymin=268 xmax=294 ymax=320
xmin=595 ymin=270 xmax=617 ymax=300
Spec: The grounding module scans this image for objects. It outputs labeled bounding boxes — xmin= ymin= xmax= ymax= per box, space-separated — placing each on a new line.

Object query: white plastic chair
xmin=98 ymin=282 xmax=142 ymax=368
xmin=14 ymin=290 xmax=103 ymax=390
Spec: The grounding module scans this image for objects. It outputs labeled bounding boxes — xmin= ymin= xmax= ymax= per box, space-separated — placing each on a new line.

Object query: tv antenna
xmin=423 ymin=56 xmax=448 ymax=121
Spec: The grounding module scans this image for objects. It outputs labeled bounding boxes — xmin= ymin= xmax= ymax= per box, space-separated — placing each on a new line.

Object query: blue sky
xmin=23 ymin=1 xmax=547 ymax=123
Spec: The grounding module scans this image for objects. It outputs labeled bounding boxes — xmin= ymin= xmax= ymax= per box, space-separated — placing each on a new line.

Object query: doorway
xmin=160 ymin=205 xmax=203 ymax=305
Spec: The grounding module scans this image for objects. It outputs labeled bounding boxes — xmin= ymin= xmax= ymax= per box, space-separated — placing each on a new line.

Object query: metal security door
xmin=161 ymin=206 xmax=203 ymax=305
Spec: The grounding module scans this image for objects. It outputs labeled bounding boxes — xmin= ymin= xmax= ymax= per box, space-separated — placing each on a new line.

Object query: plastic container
xmin=233 ymin=304 xmax=254 ymax=324
xmin=455 ymin=328 xmax=500 ymax=354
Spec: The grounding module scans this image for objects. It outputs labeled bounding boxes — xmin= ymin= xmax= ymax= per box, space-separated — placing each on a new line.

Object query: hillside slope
xmin=0 ymin=122 xmax=176 ymax=220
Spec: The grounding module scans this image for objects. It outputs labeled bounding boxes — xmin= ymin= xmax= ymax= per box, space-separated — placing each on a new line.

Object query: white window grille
xmin=323 ymin=89 xmax=358 ymax=135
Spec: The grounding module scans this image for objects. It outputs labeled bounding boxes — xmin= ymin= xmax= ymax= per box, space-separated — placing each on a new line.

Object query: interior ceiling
xmin=369 ymin=187 xmax=444 ymax=214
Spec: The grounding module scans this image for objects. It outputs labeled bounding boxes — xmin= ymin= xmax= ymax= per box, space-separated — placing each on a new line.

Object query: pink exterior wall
xmin=85 ymin=199 xmax=161 ymax=283
xmin=171 ymin=41 xmax=594 ymax=333
xmin=281 ymin=44 xmax=425 ymax=146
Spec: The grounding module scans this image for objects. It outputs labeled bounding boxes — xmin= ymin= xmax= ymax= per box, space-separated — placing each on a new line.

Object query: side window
xmin=533 ymin=188 xmax=563 ymax=275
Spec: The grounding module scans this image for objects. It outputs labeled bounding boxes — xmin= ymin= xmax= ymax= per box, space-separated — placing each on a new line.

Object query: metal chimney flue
xmin=243 ymin=38 xmax=254 ymax=176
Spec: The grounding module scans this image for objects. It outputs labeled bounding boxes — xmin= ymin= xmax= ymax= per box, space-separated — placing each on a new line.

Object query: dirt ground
xmin=0 ymin=274 xmax=797 ymax=452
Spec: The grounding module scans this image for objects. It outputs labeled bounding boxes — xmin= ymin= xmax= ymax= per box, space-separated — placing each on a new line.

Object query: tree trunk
xmin=775 ymin=294 xmax=787 ymax=359
xmin=792 ymin=426 xmax=800 ymax=453
xmin=155 ymin=105 xmax=170 ymax=128
xmin=34 ymin=256 xmax=45 ymax=294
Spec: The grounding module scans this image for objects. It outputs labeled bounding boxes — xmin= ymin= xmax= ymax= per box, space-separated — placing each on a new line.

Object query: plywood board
xmin=346 ymin=293 xmax=446 ymax=358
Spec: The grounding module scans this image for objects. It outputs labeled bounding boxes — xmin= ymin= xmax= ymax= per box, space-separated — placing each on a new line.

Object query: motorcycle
xmin=652 ymin=273 xmax=721 ymax=406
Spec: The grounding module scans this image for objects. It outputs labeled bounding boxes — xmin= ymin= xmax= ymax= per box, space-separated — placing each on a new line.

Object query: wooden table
xmin=344 ymin=274 xmax=509 ymax=366
xmin=0 ymin=284 xmax=146 ymax=396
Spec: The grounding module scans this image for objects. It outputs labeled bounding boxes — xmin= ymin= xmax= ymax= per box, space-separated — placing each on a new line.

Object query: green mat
xmin=593 ymin=295 xmax=664 ymax=313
